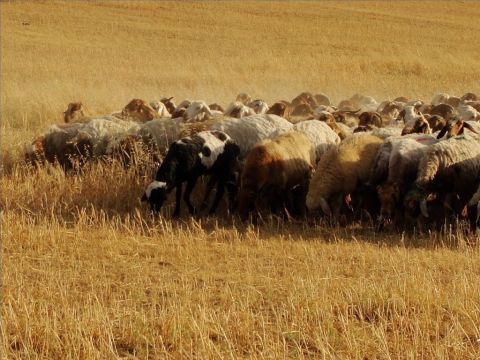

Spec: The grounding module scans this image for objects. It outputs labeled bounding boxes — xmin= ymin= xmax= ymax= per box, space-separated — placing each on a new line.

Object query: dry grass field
xmin=1 ymin=1 xmax=480 ymax=358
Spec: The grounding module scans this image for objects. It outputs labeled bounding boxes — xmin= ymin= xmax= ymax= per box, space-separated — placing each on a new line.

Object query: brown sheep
xmin=291 ymin=92 xmax=317 ymax=109
xmin=238 ymin=132 xmax=315 ymax=221
xmin=209 ymin=103 xmax=224 ymax=112
xmin=436 ymin=118 xmax=479 ymax=139
xmin=160 ymin=97 xmax=176 ymax=114
xmin=446 ymin=96 xmax=461 ymax=108
xmin=358 ymin=111 xmax=383 ymax=128
xmin=122 ymin=99 xmax=161 ymax=122
xmin=267 ymin=101 xmax=291 ymax=118
xmin=402 ymin=115 xmax=431 ymax=135
xmin=461 ymin=92 xmax=478 ymax=102
xmin=314 ymin=93 xmax=331 ymax=106
xmin=64 ymin=102 xmax=86 ymax=123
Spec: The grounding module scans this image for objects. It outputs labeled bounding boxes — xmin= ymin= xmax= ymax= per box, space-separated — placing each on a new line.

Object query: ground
xmin=1 ymin=1 xmax=480 ymax=358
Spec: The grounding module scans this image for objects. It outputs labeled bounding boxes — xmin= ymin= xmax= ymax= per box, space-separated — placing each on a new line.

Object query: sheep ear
xmin=463 ymin=122 xmax=478 ymax=134
xmin=201 ymin=146 xmax=211 ymax=157
xmin=437 ymin=126 xmax=447 ymax=139
xmin=141 ymin=193 xmax=148 ymax=202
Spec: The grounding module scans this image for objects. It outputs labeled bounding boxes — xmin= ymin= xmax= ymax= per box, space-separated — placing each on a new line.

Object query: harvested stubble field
xmin=1 ymin=1 xmax=480 ymax=359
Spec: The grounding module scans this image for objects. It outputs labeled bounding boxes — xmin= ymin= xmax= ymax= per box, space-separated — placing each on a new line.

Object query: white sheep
xmin=224 ymin=101 xmax=256 ymax=118
xmin=415 ymin=134 xmax=480 ymax=217
xmin=150 ymin=100 xmax=172 ymax=117
xmin=209 ymin=114 xmax=294 ymax=158
xmin=248 ymin=99 xmax=270 ymax=114
xmin=292 ymin=120 xmax=341 ymax=162
xmin=457 ymin=104 xmax=480 ymax=121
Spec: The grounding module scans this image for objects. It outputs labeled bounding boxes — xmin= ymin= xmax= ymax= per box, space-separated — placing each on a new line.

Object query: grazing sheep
xmin=457 ymin=104 xmax=480 ymax=121
xmin=291 ymin=92 xmax=316 ymax=109
xmin=238 ymin=131 xmax=316 ymax=221
xmin=306 ymin=134 xmax=384 ymax=217
xmin=467 ymin=183 xmax=480 ymax=231
xmin=293 ymin=120 xmax=341 ymax=162
xmin=236 ymin=93 xmax=252 ymax=105
xmin=64 ymin=102 xmax=87 ymax=123
xmin=358 ymin=111 xmax=383 ymax=128
xmin=314 ymin=111 xmax=351 ymax=140
xmin=248 ymin=99 xmax=269 ymax=114
xmin=210 ymin=114 xmax=294 ymax=158
xmin=150 ymin=100 xmax=171 ymax=117
xmin=209 ymin=103 xmax=224 ymax=112
xmin=142 ymin=131 xmax=240 ymax=217
xmin=122 ymin=99 xmax=160 ymax=122
xmin=224 ymin=101 xmax=256 ymax=118
xmin=431 ymin=93 xmax=450 ymax=106
xmin=446 ymin=96 xmax=461 ymax=108
xmin=460 ymin=92 xmax=477 ymax=103
xmin=267 ymin=101 xmax=290 ymax=118
xmin=314 ymin=93 xmax=331 ymax=106
xmin=436 ymin=118 xmax=480 ymax=139
xmin=376 ymin=135 xmax=438 ymax=228
xmin=160 ymin=97 xmax=176 ymax=114
xmin=402 ymin=114 xmax=431 ymax=135
xmin=415 ymin=135 xmax=480 ymax=219
xmin=425 ymin=114 xmax=446 ymax=132
xmin=183 ymin=101 xmax=216 ymax=122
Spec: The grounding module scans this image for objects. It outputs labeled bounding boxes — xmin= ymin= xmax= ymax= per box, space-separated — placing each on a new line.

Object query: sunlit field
xmin=2 ymin=1 xmax=480 ymax=358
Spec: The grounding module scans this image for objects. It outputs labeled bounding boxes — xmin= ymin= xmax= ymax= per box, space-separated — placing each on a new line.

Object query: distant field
xmin=1 ymin=1 xmax=480 ymax=359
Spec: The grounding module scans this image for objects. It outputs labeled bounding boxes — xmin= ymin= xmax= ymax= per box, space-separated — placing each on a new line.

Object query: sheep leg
xmin=173 ymin=183 xmax=183 ymax=218
xmin=183 ymin=176 xmax=200 ymax=215
xmin=225 ymin=176 xmax=238 ymax=213
xmin=200 ymin=176 xmax=217 ymax=211
xmin=209 ymin=178 xmax=225 ymax=215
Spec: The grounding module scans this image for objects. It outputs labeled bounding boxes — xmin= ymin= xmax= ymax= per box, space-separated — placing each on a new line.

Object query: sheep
xmin=306 ymin=134 xmax=384 ymax=217
xmin=425 ymin=114 xmax=446 ymax=132
xmin=415 ymin=135 xmax=480 ymax=219
xmin=431 ymin=93 xmax=450 ymax=106
xmin=142 ymin=130 xmax=240 ymax=217
xmin=236 ymin=93 xmax=252 ymax=105
xmin=446 ymin=96 xmax=461 ymax=108
xmin=121 ymin=99 xmax=160 ymax=122
xmin=375 ymin=135 xmax=439 ymax=228
xmin=150 ymin=100 xmax=171 ymax=117
xmin=420 ymin=103 xmax=455 ymax=120
xmin=247 ymin=99 xmax=269 ymax=114
xmin=350 ymin=94 xmax=378 ymax=112
xmin=436 ymin=118 xmax=479 ymax=139
xmin=402 ymin=114 xmax=431 ymax=135
xmin=183 ymin=101 xmax=216 ymax=122
xmin=267 ymin=101 xmax=290 ymax=118
xmin=460 ymin=92 xmax=477 ymax=103
xmin=160 ymin=97 xmax=176 ymax=114
xmin=291 ymin=92 xmax=316 ymax=109
xmin=25 ymin=123 xmax=88 ymax=169
xmin=292 ymin=120 xmax=341 ymax=162
xmin=314 ymin=111 xmax=351 ymax=140
xmin=209 ymin=103 xmax=224 ymax=112
xmin=290 ymin=102 xmax=314 ymax=118
xmin=467 ymin=183 xmax=480 ymax=231
xmin=224 ymin=101 xmax=256 ymax=118
xmin=314 ymin=93 xmax=331 ymax=106
xmin=238 ymin=131 xmax=316 ymax=221
xmin=457 ymin=104 xmax=480 ymax=121
xmin=27 ymin=117 xmax=141 ymax=169
xmin=209 ymin=114 xmax=294 ymax=158
xmin=64 ymin=102 xmax=87 ymax=123
xmin=358 ymin=111 xmax=383 ymax=128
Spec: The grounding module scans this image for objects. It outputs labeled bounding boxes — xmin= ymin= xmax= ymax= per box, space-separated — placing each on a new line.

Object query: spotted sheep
xmin=142 ymin=130 xmax=240 ymax=217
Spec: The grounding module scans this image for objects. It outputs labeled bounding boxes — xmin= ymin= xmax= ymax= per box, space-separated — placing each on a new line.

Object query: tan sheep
xmin=306 ymin=134 xmax=384 ymax=216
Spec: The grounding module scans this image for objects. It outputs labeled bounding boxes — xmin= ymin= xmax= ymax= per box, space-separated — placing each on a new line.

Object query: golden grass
xmin=2 ymin=1 xmax=480 ymax=358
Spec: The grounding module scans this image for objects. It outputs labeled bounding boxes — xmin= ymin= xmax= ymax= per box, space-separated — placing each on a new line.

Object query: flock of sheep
xmin=24 ymin=90 xmax=480 ymax=233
